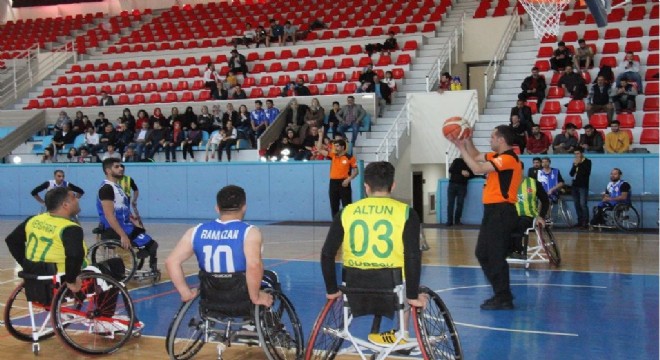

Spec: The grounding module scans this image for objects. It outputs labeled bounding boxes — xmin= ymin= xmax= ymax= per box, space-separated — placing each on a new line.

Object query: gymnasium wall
xmin=436 ymin=154 xmax=659 ymax=228
xmin=0 ymin=161 xmax=364 ymax=222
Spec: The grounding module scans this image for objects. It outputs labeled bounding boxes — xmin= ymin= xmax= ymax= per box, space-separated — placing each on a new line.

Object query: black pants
xmin=476 ymin=203 xmax=518 ymax=300
xmin=512 ymin=216 xmax=534 ymax=253
xmin=217 ymin=139 xmax=237 ymax=161
xmin=446 ymin=182 xmax=467 ymax=224
xmin=206 ymin=81 xmax=220 ymax=100
xmin=102 ymin=227 xmax=158 ymax=269
xmin=329 ymin=179 xmax=352 ymax=218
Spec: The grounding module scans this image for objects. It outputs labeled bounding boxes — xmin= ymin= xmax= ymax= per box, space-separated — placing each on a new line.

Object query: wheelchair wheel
xmin=557 ymin=200 xmax=575 ymax=227
xmin=304 ymin=298 xmax=345 ymax=360
xmin=256 ymin=290 xmax=304 ymax=360
xmin=88 ymin=239 xmax=137 ymax=282
xmin=614 ymin=204 xmax=640 ymax=231
xmin=166 ymin=293 xmax=206 ymax=360
xmin=539 ymin=226 xmax=561 ymax=266
xmin=4 ymin=282 xmax=56 ymax=342
xmin=52 ymin=272 xmax=136 ymax=355
xmin=413 ymin=287 xmax=463 ymax=360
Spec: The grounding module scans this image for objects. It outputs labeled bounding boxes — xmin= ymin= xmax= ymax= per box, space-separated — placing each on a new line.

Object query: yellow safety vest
xmin=341 ymin=197 xmax=408 ymax=270
xmin=25 ymin=213 xmax=87 ymax=273
xmin=516 ymin=177 xmax=539 ymax=218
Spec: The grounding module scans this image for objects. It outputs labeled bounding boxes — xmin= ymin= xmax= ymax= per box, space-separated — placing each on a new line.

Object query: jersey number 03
xmin=348 ymin=219 xmax=394 ymax=258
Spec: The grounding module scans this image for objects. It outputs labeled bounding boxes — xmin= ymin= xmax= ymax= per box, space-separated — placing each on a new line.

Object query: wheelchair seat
xmin=199 ymin=270 xmax=253 ymax=319
xmin=340 ymin=267 xmax=403 ymax=319
xmin=19 ymin=260 xmax=58 ymax=306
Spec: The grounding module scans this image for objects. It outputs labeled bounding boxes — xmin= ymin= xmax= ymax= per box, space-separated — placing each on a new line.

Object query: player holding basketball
xmin=449 ymin=125 xmax=522 ymax=310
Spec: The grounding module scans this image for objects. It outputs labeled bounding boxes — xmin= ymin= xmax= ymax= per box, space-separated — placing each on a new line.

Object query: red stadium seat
xmin=567 ymin=100 xmax=585 ymax=113
xmin=402 ymin=40 xmax=418 ymax=51
xmin=55 ymin=88 xmax=68 ymax=97
xmin=646 ymin=69 xmax=659 ymax=81
xmin=176 ymin=81 xmax=190 ymax=91
xmin=616 ymin=113 xmax=635 ymax=128
xmin=647 ymin=54 xmax=659 ymax=66
xmin=191 ymin=80 xmax=205 ymax=90
xmin=392 ymin=68 xmax=405 ymax=79
xmin=323 ymin=83 xmax=338 ymax=95
xmin=563 ymin=115 xmax=583 ymax=129
xmin=589 ymin=113 xmax=608 ymax=129
xmin=25 ymin=99 xmax=40 ymax=109
xmin=84 ymin=86 xmax=97 ymax=96
xmin=276 ymin=75 xmax=291 ymax=86
xmin=331 ymin=72 xmax=346 ymax=83
xmin=117 ymin=94 xmax=129 ymax=105
xmin=645 ymin=82 xmax=659 ymax=96
xmin=98 ymin=73 xmax=110 ymax=83
xmin=643 ymin=97 xmax=659 ymax=112
xmin=286 ymin=61 xmax=300 ymax=72
xmin=242 ymin=77 xmax=256 ymax=88
xmin=604 ymin=28 xmax=621 ymax=39
xmin=148 ymin=93 xmax=162 ymax=103
xmin=376 ymin=55 xmax=392 ymax=66
xmin=624 ymin=41 xmax=642 ymax=53
xmin=395 ymin=54 xmax=411 ymax=65
xmin=601 ymin=42 xmax=619 ymax=54
xmin=348 ymin=45 xmax=363 ymax=55
xmin=259 ymin=76 xmax=273 ymax=87
xmin=295 ymin=48 xmax=310 ymax=58
xmin=312 ymin=48 xmax=327 ymax=57
xmin=55 ymin=98 xmax=69 ymax=108
xmin=321 ymin=59 xmax=336 ymax=69
xmin=249 ymin=88 xmax=264 ymax=98
xmin=342 ymin=83 xmax=358 ymax=94
xmin=157 ymin=69 xmax=169 ymax=79
xmin=338 ymin=58 xmax=355 ymax=69
xmin=599 ymin=56 xmax=617 ymax=68
xmin=626 ymin=27 xmax=644 ymax=38
xmin=537 ymin=47 xmax=553 ymax=57
xmin=642 ymin=113 xmax=659 ymax=128
xmin=129 ymin=83 xmax=142 ymax=94
xmin=180 ymin=91 xmax=194 ymax=102
xmin=161 ymin=82 xmax=173 ymax=91
xmin=547 ymin=87 xmax=565 ymax=99
xmin=312 ymin=72 xmax=328 ymax=84
xmin=42 ymin=99 xmax=55 ymax=108
xmin=329 ymin=46 xmax=345 ymax=57
xmin=534 ymin=60 xmax=550 ymax=72
xmin=251 ymin=63 xmax=265 ymax=74
xmin=40 ymin=88 xmax=54 ymax=98
xmin=303 ymin=60 xmax=318 ymax=71
xmin=280 ymin=50 xmax=293 ymax=60
xmin=267 ymin=87 xmax=281 ymax=97
xmin=541 ymin=101 xmax=561 ymax=114
xmin=539 ymin=115 xmax=557 ymax=130
xmin=308 ymin=85 xmax=320 ymax=96
xmin=561 ymin=31 xmax=578 ymax=42
xmin=86 ymin=96 xmax=99 ymax=107
xmin=639 ymin=129 xmax=659 ymax=144
xmin=246 ymin=52 xmax=259 ymax=62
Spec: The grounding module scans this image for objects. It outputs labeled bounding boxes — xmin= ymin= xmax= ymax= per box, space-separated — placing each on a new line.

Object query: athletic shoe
xmin=368 ymin=329 xmax=408 ymax=346
xmin=112 ymin=315 xmax=145 ymax=335
xmin=480 ymin=297 xmax=514 ymax=310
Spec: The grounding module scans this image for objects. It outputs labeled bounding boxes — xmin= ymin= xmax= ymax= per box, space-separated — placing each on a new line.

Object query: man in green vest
xmin=511 ymin=163 xmax=550 ymax=258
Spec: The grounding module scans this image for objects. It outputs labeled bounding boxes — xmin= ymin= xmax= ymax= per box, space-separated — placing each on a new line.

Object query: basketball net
xmin=519 ymin=0 xmax=571 ymax=39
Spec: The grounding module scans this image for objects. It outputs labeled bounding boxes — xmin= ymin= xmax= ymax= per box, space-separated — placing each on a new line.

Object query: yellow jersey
xmin=340 ymin=197 xmax=408 ymax=270
xmin=25 ymin=213 xmax=87 ymax=273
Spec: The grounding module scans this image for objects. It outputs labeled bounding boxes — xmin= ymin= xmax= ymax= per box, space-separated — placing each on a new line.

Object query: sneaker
xmin=368 ymin=329 xmax=408 ymax=346
xmin=480 ymin=297 xmax=514 ymax=310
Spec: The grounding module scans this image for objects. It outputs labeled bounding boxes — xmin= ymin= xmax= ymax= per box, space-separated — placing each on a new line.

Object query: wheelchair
xmin=547 ymin=196 xmax=575 ymax=227
xmin=165 ymin=270 xmax=304 ymax=360
xmin=305 ymin=268 xmax=463 ymax=360
xmin=4 ymin=268 xmax=139 ymax=355
xmin=87 ymin=238 xmax=161 ymax=284
xmin=507 ymin=221 xmax=561 ymax=268
xmin=591 ymin=202 xmax=640 ymax=232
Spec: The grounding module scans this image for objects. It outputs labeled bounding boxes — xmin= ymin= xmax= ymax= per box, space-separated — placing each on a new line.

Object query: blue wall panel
xmin=0 ymin=162 xmax=364 ymax=222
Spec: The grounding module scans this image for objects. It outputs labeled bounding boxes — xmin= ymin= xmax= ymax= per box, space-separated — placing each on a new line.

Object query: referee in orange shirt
xmin=450 ymin=125 xmax=522 ymax=310
xmin=318 ymin=138 xmax=359 ymax=217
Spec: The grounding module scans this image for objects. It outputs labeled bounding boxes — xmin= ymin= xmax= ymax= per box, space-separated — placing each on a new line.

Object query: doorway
xmin=412 ymin=172 xmax=424 ymax=223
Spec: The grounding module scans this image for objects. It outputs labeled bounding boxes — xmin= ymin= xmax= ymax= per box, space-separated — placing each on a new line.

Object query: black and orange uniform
xmin=328 ymin=151 xmax=358 ymax=217
xmin=321 ymin=196 xmax=422 ymax=300
xmin=478 ymin=151 xmax=522 ymax=302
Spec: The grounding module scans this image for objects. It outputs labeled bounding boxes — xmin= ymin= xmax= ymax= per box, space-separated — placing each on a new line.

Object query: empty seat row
xmin=542 ymin=25 xmax=660 ymax=44
xmin=535 ymin=97 xmax=659 ymax=115
xmin=538 ymin=112 xmax=659 ymax=130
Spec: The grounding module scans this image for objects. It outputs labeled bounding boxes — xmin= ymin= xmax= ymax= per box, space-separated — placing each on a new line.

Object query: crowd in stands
xmin=437 ymin=72 xmax=463 ymax=93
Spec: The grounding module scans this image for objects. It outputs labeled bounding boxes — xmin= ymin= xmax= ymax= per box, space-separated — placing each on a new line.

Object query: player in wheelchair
xmin=95 ymin=158 xmax=160 ymax=282
xmin=589 ymin=168 xmax=639 ymax=231
xmin=4 ymin=187 xmax=143 ymax=355
xmin=307 ymin=162 xmax=462 ymax=360
xmin=165 ymin=185 xmax=303 ymax=360
xmin=509 ymin=163 xmax=550 ymax=260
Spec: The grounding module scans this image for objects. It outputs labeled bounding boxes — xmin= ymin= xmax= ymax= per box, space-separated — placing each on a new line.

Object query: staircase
xmin=356 ymin=0 xmax=479 ymax=162
xmin=473 ymin=28 xmax=536 ymax=152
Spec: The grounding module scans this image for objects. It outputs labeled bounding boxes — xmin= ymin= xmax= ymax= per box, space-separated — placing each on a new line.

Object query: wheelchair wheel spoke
xmin=305 ymin=298 xmax=345 ymax=360
xmin=4 ymin=282 xmax=56 ymax=342
xmin=258 ymin=291 xmax=304 ymax=360
xmin=166 ymin=294 xmax=207 ymax=360
xmin=414 ymin=288 xmax=463 ymax=360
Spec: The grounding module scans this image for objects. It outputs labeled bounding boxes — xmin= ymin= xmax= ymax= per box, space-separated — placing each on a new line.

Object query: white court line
xmin=454 ymin=322 xmax=579 ymax=337
xmin=436 ymin=283 xmax=607 ymax=292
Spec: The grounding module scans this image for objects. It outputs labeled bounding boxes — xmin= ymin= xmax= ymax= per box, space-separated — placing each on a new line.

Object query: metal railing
xmin=482 ymin=13 xmax=521 ymax=103
xmin=444 ymin=91 xmax=479 ymax=177
xmin=425 ymin=11 xmax=466 ymax=92
xmin=0 ymin=42 xmax=77 ymax=110
xmin=374 ymin=100 xmax=411 ymax=162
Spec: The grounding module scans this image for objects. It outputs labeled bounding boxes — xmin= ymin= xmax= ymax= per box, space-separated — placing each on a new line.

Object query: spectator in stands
xmin=135 ymin=109 xmax=149 ymax=131
xmin=367 ymin=74 xmax=392 ymax=117
xmin=145 ymin=122 xmax=169 ymax=161
xmin=205 ymin=129 xmax=222 ymax=161
xmin=569 ymin=147 xmax=592 ymax=228
xmin=359 ymin=64 xmax=376 ymax=85
xmin=99 ymin=123 xmax=117 ymax=152
xmin=82 ymin=126 xmax=102 ymax=157
xmin=237 ymin=23 xmax=256 ymax=48
xmin=557 ymin=65 xmax=587 ymax=100
xmin=552 ymin=123 xmax=579 ymax=154
xmin=251 ymin=100 xmax=268 ymax=139
xmin=229 ymin=84 xmax=247 ymax=99
xmin=181 ymin=121 xmax=201 ymax=162
xmin=305 ymin=98 xmax=325 ymax=128
xmin=381 ymin=31 xmax=398 ymax=55
xmin=437 ymin=72 xmax=452 ymax=93
xmin=594 ymin=65 xmax=615 ymax=85
xmin=211 ymin=104 xmax=224 ymax=130
xmin=336 ymin=96 xmax=366 ymax=148
xmin=94 ymin=112 xmax=110 ymax=133
xmin=604 ymin=120 xmax=630 ymax=153
xmin=168 ymin=107 xmax=181 ymax=128
xmin=325 ymin=101 xmax=341 ymax=139
xmin=295 ymin=78 xmax=311 ymax=96
xmin=255 ymin=25 xmax=269 ymax=48
xmin=446 ymin=157 xmax=474 ymax=226
xmin=586 ymin=75 xmax=614 ymax=124
xmin=182 ymin=106 xmax=197 ymax=130
xmin=54 ymin=111 xmax=71 ymax=134
xmin=572 ymin=39 xmax=594 ymax=72
xmin=615 ymin=52 xmax=643 ymax=93
xmin=579 ymin=124 xmax=604 ymax=153
xmin=132 ymin=121 xmax=151 ymax=161
xmin=281 ymin=81 xmax=297 ymax=97
xmin=383 ymin=70 xmax=397 ymax=96
xmin=225 ymin=71 xmax=239 ymax=90
xmin=218 ymin=121 xmax=238 ymax=161
xmin=550 ymin=41 xmax=573 ymax=72
xmin=203 ymin=62 xmax=222 ymax=100
xmin=294 ymin=125 xmax=318 ymax=160
xmin=41 ymin=148 xmax=55 ymax=163
xmin=197 ymin=105 xmax=214 ymax=133
xmin=610 ymin=77 xmax=638 ymax=113
xmin=509 ymin=114 xmax=529 ymax=153
xmin=283 ymin=21 xmax=298 ymax=45
xmin=229 ymin=49 xmax=248 ymax=75
xmin=121 ymin=108 xmax=136 ymax=131
xmin=122 ymin=147 xmax=139 ymax=163
xmin=48 ymin=123 xmax=76 ymax=159
xmin=99 ymin=90 xmax=115 ymax=106
xmin=223 ymin=103 xmax=239 ymax=129
xmin=269 ymin=19 xmax=284 ymax=46
xmin=101 ymin=143 xmax=121 ymax=161
xmin=264 ymin=99 xmax=280 ymax=125
xmin=526 ymin=125 xmax=551 ymax=154
xmin=78 ymin=147 xmax=93 ymax=163
xmin=115 ymin=122 xmax=134 ymax=154
xmin=236 ymin=104 xmax=254 ymax=147
xmin=81 ymin=115 xmax=93 ymax=133
xmin=520 ymin=67 xmax=547 ymax=106
xmin=510 ymin=98 xmax=534 ymax=132
xmin=66 ymin=147 xmax=79 ymax=163
xmin=71 ymin=111 xmax=85 ymax=135
xmin=150 ymin=107 xmax=168 ymax=129
xmin=284 ymin=98 xmax=309 ymax=135
xmin=528 ymin=157 xmax=542 ymax=178
xmin=166 ymin=121 xmax=184 ymax=162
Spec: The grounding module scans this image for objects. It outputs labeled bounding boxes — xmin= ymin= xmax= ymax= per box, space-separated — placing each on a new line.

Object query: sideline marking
xmin=454 ymin=322 xmax=579 ymax=337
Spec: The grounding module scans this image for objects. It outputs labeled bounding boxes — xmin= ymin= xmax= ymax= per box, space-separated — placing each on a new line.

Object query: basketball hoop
xmin=518 ymin=0 xmax=571 ymax=39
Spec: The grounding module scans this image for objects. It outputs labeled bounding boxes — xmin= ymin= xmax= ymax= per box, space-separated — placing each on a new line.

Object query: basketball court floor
xmin=0 ymin=218 xmax=657 ymax=359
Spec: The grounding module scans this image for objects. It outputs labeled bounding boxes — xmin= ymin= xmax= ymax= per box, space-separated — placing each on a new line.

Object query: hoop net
xmin=519 ymin=0 xmax=571 ymax=39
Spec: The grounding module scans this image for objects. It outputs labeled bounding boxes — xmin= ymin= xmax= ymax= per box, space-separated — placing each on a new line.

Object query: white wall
xmin=462 ymin=16 xmax=512 ymax=63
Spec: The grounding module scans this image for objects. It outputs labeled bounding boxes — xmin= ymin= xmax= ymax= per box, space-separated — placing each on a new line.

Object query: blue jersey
xmin=537 ymin=168 xmax=561 ymax=200
xmin=606 ymin=180 xmax=630 ymax=204
xmin=191 ymin=219 xmax=253 ymax=273
xmin=96 ymin=180 xmax=133 ymax=234
xmin=48 ymin=179 xmax=69 ymax=190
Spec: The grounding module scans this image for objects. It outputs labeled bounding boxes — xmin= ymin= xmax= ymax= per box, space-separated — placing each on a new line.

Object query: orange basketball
xmin=442 ymin=116 xmax=471 ymax=140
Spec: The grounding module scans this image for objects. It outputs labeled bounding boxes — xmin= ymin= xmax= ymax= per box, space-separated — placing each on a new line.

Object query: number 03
xmin=348 ymin=220 xmax=394 ymax=259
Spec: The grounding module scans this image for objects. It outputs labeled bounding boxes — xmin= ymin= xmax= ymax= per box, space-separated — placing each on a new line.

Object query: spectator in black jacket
xmin=228 ymin=49 xmax=248 ymax=75
xmin=520 ymin=67 xmax=547 ymax=106
xmin=569 ymin=148 xmax=592 ymax=228
xmin=550 ymin=41 xmax=573 ymax=72
xmin=510 ymin=98 xmax=534 ymax=132
xmin=558 ymin=65 xmax=587 ymax=100
xmin=295 ymin=78 xmax=311 ymax=96
xmin=446 ymin=158 xmax=474 ymax=226
xmin=579 ymin=124 xmax=604 ymax=153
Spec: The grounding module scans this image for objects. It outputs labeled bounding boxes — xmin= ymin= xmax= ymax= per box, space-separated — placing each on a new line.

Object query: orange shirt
xmin=329 ymin=152 xmax=357 ymax=180
xmin=483 ymin=151 xmax=522 ymax=204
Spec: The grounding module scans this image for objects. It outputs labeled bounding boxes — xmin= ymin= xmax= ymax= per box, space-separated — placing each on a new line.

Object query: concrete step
xmin=489 ymin=94 xmax=519 ymax=102
xmin=496 ymin=73 xmax=527 ymax=81
xmin=414 ymin=57 xmax=439 ymax=64
xmin=515 ymin=31 xmax=537 ymax=41
xmin=502 ymin=58 xmax=539 ymax=67
xmin=500 ymin=66 xmax=533 ymax=74
xmin=407 ymin=70 xmax=430 ymax=79
xmin=486 ymin=100 xmax=516 ymax=109
xmin=508 ymin=45 xmax=541 ymax=53
xmin=493 ymin=80 xmax=524 ymax=89
xmin=484 ymin=107 xmax=514 ymax=115
xmin=506 ymin=52 xmax=537 ymax=60
xmin=492 ymin=87 xmax=523 ymax=95
xmin=511 ymin=39 xmax=542 ymax=47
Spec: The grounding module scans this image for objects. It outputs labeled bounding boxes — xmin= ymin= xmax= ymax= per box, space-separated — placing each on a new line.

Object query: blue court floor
xmin=132 ymin=260 xmax=658 ymax=360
